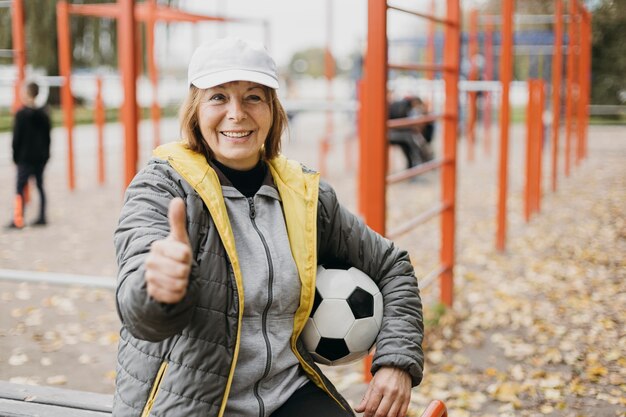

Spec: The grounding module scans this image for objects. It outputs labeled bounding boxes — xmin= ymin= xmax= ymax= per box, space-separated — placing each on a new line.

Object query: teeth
xmin=222 ymin=131 xmax=251 ymax=138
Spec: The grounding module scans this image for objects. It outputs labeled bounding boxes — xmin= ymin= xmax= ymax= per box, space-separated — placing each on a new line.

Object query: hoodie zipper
xmin=248 ymin=197 xmax=274 ymax=417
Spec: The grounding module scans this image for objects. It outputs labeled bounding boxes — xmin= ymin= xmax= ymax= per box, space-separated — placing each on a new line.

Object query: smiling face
xmin=197 ymin=81 xmax=272 ymax=170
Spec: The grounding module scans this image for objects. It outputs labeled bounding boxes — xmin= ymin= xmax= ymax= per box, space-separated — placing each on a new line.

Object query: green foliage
xmin=288 ymin=47 xmax=334 ymax=78
xmin=0 ymin=0 xmax=180 ymax=76
xmin=0 ymin=104 xmax=180 ymax=133
xmin=424 ymin=302 xmax=447 ymax=328
xmin=591 ymin=0 xmax=626 ymax=104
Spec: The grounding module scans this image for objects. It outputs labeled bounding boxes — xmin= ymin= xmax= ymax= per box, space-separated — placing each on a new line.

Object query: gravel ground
xmin=0 ymin=117 xmax=624 ymax=416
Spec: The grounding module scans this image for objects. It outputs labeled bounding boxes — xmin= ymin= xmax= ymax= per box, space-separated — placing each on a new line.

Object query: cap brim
xmin=190 ymin=69 xmax=279 ymax=89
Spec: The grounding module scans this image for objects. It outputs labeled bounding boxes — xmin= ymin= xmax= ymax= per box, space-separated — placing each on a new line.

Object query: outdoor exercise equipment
xmin=463 ymin=0 xmax=592 ymax=248
xmin=1 ymin=0 xmax=25 ymax=113
xmin=55 ymin=0 xmax=267 ymax=189
xmin=361 ymin=0 xmax=460 ymax=307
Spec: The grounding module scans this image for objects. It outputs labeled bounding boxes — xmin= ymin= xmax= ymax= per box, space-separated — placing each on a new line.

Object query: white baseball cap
xmin=187 ymin=37 xmax=279 ymax=90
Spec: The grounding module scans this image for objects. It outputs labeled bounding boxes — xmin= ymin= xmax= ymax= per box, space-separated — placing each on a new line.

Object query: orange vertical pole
xmin=56 ymin=1 xmax=75 ymax=191
xmin=564 ymin=0 xmax=575 ymax=178
xmin=95 ymin=77 xmax=106 ymax=185
xmin=146 ymin=0 xmax=161 ymax=149
xmin=534 ymin=80 xmax=545 ymax=213
xmin=466 ymin=9 xmax=479 ymax=162
xmin=483 ymin=22 xmax=494 ymax=157
xmin=11 ymin=0 xmax=26 ymax=114
xmin=359 ymin=0 xmax=387 ymax=234
xmin=426 ymin=0 xmax=436 ymax=106
xmin=119 ymin=0 xmax=139 ymax=187
xmin=524 ymin=80 xmax=535 ymax=223
xmin=575 ymin=3 xmax=585 ymax=166
xmin=319 ymin=0 xmax=334 ymax=177
xmin=550 ymin=0 xmax=563 ymax=192
xmin=360 ymin=0 xmax=387 ymax=383
xmin=496 ymin=0 xmax=514 ymax=251
xmin=583 ymin=10 xmax=592 ymax=158
xmin=441 ymin=0 xmax=460 ymax=307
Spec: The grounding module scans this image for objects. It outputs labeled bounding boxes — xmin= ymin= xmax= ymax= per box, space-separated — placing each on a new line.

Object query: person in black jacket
xmin=388 ymin=96 xmax=434 ymax=169
xmin=8 ymin=82 xmax=51 ymax=228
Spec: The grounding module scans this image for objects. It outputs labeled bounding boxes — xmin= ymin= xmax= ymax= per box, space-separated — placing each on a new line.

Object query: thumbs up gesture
xmin=144 ymin=197 xmax=192 ymax=304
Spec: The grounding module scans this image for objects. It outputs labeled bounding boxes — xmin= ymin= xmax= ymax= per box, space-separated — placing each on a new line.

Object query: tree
xmin=0 ymin=1 xmax=180 ymax=74
xmin=591 ymin=0 xmax=626 ymax=104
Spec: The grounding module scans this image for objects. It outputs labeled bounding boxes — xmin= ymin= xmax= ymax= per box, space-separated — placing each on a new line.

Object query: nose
xmin=226 ymin=98 xmax=246 ymax=121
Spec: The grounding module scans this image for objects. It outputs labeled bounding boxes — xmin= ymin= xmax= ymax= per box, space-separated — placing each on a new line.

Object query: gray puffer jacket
xmin=113 ymin=143 xmax=424 ymax=417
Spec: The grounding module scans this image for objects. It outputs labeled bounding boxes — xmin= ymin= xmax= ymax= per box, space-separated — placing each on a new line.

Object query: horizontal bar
xmin=387 ymin=158 xmax=447 ymax=184
xmin=0 ymin=49 xmax=14 ymax=58
xmin=0 ymin=1 xmax=12 ymax=8
xmin=0 ymin=268 xmax=116 ymax=290
xmin=387 ymin=202 xmax=450 ymax=239
xmin=388 ymin=114 xmax=441 ymax=129
xmin=387 ymin=4 xmax=457 ymax=27
xmin=388 ymin=63 xmax=455 ymax=73
xmin=68 ymin=3 xmax=120 ymax=18
xmin=420 ymin=264 xmax=450 ymax=290
xmin=480 ymin=14 xmax=572 ymax=25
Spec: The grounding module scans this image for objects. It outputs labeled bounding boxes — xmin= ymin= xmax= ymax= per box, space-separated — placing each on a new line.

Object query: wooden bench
xmin=0 ymin=381 xmax=112 ymax=416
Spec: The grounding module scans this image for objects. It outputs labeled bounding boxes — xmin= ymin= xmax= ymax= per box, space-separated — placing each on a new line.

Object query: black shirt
xmin=12 ymin=106 xmax=52 ymax=165
xmin=211 ymin=159 xmax=267 ymax=198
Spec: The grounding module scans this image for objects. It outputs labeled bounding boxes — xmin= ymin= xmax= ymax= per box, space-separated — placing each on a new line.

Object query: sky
xmin=157 ymin=0 xmax=437 ymax=70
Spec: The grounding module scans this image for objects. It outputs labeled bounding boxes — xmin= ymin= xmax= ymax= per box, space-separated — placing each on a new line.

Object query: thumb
xmin=168 ymin=197 xmax=189 ymax=244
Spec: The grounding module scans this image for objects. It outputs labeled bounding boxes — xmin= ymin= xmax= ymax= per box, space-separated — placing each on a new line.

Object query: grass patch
xmin=0 ymin=105 xmax=180 ymax=133
xmin=424 ymin=302 xmax=447 ymax=328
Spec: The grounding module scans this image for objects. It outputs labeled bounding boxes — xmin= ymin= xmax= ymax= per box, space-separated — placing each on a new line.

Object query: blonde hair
xmin=179 ymin=85 xmax=287 ymax=162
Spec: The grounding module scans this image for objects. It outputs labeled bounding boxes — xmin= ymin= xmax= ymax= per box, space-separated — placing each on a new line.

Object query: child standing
xmin=8 ymin=82 xmax=51 ymax=228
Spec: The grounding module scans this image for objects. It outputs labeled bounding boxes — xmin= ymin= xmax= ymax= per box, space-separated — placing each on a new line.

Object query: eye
xmin=245 ymin=94 xmax=264 ymax=103
xmin=208 ymin=93 xmax=226 ymax=102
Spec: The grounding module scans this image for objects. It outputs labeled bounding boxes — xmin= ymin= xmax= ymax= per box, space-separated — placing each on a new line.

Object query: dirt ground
xmin=0 ymin=118 xmax=624 ymax=416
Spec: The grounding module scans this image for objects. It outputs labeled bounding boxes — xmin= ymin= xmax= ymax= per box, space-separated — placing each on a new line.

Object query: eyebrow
xmin=211 ymin=84 xmax=265 ymax=92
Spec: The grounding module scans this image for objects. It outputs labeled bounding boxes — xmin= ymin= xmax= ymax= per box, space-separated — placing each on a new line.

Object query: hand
xmin=354 ymin=366 xmax=412 ymax=417
xmin=144 ymin=197 xmax=192 ymax=304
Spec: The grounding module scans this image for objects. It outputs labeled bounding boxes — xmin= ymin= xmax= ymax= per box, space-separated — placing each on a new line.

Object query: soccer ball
xmin=301 ymin=265 xmax=383 ymax=366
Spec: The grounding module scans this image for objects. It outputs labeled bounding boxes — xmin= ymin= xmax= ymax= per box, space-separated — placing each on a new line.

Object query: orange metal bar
xmin=440 ymin=0 xmax=460 ymax=307
xmin=95 ymin=77 xmax=106 ymax=185
xmin=387 ymin=4 xmax=457 ymax=27
xmin=119 ymin=0 xmax=139 ymax=187
xmin=419 ymin=265 xmax=450 ymax=291
xmin=525 ymin=79 xmax=544 ymax=221
xmin=575 ymin=5 xmax=585 ymax=165
xmin=564 ymin=0 xmax=576 ymax=178
xmin=67 ymin=3 xmax=120 ymax=18
xmin=319 ymin=0 xmax=334 ymax=178
xmin=360 ymin=0 xmax=388 ymax=384
xmin=524 ymin=81 xmax=534 ymax=222
xmin=483 ymin=22 xmax=494 ymax=157
xmin=146 ymin=0 xmax=161 ymax=149
xmin=56 ymin=1 xmax=75 ymax=191
xmin=426 ymin=0 xmax=436 ymax=80
xmin=12 ymin=195 xmax=24 ymax=228
xmin=466 ymin=9 xmax=479 ymax=162
xmin=496 ymin=0 xmax=514 ymax=251
xmin=551 ymin=0 xmax=563 ymax=192
xmin=388 ymin=113 xmax=442 ymax=129
xmin=11 ymin=0 xmax=26 ymax=113
xmin=387 ymin=202 xmax=449 ymax=240
xmin=583 ymin=10 xmax=592 ymax=158
xmin=534 ymin=80 xmax=545 ymax=213
xmin=359 ymin=0 xmax=387 ymax=235
xmin=386 ymin=158 xmax=447 ymax=184
xmin=420 ymin=400 xmax=448 ymax=417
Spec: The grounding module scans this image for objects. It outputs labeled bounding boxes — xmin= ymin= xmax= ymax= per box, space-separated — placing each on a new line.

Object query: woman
xmin=113 ymin=37 xmax=424 ymax=417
